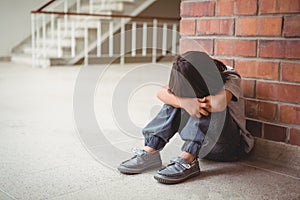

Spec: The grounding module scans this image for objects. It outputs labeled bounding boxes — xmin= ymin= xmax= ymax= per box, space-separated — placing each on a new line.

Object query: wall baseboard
xmin=244 ymin=138 xmax=300 ymax=178
xmin=0 ymin=56 xmax=11 ymax=62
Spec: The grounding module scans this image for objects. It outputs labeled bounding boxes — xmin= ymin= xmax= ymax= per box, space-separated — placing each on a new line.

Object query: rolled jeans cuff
xmin=181 ymin=141 xmax=201 ymax=158
xmin=145 ymin=135 xmax=166 ymax=151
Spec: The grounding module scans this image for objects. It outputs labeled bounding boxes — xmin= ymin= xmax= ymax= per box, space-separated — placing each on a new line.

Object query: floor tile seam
xmin=0 ymin=188 xmax=17 ymax=200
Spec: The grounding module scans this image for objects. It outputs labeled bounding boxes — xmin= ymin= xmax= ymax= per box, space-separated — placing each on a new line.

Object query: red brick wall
xmin=179 ymin=0 xmax=300 ymax=146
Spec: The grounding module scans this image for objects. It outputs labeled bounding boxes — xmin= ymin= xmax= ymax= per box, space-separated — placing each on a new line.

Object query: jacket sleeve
xmin=224 ymin=71 xmax=242 ymax=101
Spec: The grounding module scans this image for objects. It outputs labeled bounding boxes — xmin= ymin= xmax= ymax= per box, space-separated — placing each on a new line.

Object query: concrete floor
xmin=0 ymin=62 xmax=299 ymax=200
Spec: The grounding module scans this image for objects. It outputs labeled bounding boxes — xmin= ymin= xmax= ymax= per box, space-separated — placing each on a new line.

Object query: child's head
xmin=168 ymin=51 xmax=227 ymax=98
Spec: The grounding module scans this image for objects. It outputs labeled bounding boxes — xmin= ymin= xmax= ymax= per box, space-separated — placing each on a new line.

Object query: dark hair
xmin=212 ymin=59 xmax=229 ymax=82
xmin=168 ymin=51 xmax=229 ymax=98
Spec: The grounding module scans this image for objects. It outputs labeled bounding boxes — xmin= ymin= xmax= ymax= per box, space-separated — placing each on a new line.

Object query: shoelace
xmin=132 ymin=148 xmax=146 ymax=156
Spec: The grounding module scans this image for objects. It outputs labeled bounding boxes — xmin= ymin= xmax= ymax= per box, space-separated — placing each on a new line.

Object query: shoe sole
xmin=154 ymin=171 xmax=200 ymax=184
xmin=118 ymin=162 xmax=162 ymax=174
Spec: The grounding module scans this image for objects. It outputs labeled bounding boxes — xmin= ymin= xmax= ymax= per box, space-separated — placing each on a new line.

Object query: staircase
xmin=11 ymin=0 xmax=179 ymax=67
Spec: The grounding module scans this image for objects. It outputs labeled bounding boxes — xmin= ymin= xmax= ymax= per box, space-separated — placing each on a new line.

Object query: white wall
xmin=0 ymin=0 xmax=180 ymax=57
xmin=0 ymin=0 xmax=48 ymax=56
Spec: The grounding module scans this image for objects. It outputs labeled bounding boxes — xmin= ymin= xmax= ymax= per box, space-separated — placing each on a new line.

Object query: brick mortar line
xmin=276 ymin=103 xmax=280 ymax=122
xmin=181 ymin=0 xmax=214 ymax=2
xmin=242 ymin=77 xmax=300 ymax=85
xmin=281 ymin=14 xmax=285 ymax=37
xmin=243 ymin=97 xmax=300 ymax=107
xmin=212 ymin=55 xmax=300 ymax=63
xmin=241 ymin=77 xmax=300 ymax=86
xmin=245 ymin=117 xmax=300 ymax=129
xmin=256 ymin=40 xmax=259 ymax=58
xmin=261 ymin=122 xmax=265 ymax=140
xmin=181 ymin=15 xmax=290 ymax=20
xmin=182 ymin=17 xmax=235 ymax=20
xmin=286 ymin=122 xmax=291 ymax=143
xmin=278 ymin=102 xmax=281 ymax=129
xmin=259 ymin=12 xmax=300 ymax=16
xmin=181 ymin=14 xmax=299 ymax=20
xmin=255 ymin=0 xmax=259 ymax=16
xmin=279 ymin=62 xmax=283 ymax=82
xmin=180 ymin=35 xmax=300 ymax=41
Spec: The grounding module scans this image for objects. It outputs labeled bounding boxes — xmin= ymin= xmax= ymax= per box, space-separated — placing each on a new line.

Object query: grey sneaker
xmin=154 ymin=157 xmax=200 ymax=184
xmin=118 ymin=149 xmax=162 ymax=174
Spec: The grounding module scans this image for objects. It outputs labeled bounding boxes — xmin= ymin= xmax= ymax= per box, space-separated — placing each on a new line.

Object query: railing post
xmin=30 ymin=8 xmax=179 ymax=67
xmin=76 ymin=0 xmax=81 ymax=12
xmin=64 ymin=0 xmax=68 ymax=36
xmin=152 ymin=19 xmax=157 ymax=63
xmin=36 ymin=17 xmax=40 ymax=63
xmin=131 ymin=22 xmax=136 ymax=57
xmin=109 ymin=21 xmax=114 ymax=57
xmin=57 ymin=19 xmax=62 ymax=57
xmin=76 ymin=0 xmax=81 ymax=21
xmin=71 ymin=22 xmax=75 ymax=57
xmin=172 ymin=23 xmax=177 ymax=55
xmin=120 ymin=18 xmax=125 ymax=65
xmin=84 ymin=24 xmax=88 ymax=66
xmin=162 ymin=23 xmax=167 ymax=56
xmin=142 ymin=22 xmax=147 ymax=56
xmin=51 ymin=14 xmax=55 ymax=45
xmin=31 ymin=13 xmax=36 ymax=67
xmin=42 ymin=14 xmax=46 ymax=61
xmin=97 ymin=21 xmax=102 ymax=57
xmin=89 ymin=0 xmax=94 ymax=14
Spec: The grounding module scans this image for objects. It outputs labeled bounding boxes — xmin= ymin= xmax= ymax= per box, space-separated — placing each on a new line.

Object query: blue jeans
xmin=143 ymin=104 xmax=244 ymax=161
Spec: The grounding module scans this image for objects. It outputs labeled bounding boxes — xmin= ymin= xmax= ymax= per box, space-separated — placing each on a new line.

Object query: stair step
xmin=48 ymin=29 xmax=86 ymax=38
xmin=78 ymin=10 xmax=117 ymax=15
xmin=81 ymin=2 xmax=124 ymax=12
xmin=59 ymin=20 xmax=106 ymax=28
xmin=93 ymin=0 xmax=134 ymax=2
xmin=24 ymin=47 xmax=59 ymax=57
xmin=35 ymin=38 xmax=72 ymax=47
xmin=11 ymin=54 xmax=50 ymax=67
xmin=11 ymin=0 xmax=160 ymax=67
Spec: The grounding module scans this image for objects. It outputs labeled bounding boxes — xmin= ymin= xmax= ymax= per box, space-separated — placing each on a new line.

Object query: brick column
xmin=180 ymin=0 xmax=300 ymax=146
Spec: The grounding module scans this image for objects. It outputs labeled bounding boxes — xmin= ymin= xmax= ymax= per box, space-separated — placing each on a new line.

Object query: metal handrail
xmin=32 ymin=10 xmax=180 ymax=22
xmin=35 ymin=0 xmax=56 ymax=12
xmin=32 ymin=0 xmax=180 ymax=22
xmin=30 ymin=0 xmax=180 ymax=67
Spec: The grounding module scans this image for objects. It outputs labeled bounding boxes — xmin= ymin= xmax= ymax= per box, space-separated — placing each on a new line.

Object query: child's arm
xmin=157 ymin=86 xmax=209 ymax=118
xmin=156 ymin=86 xmax=181 ymax=108
xmin=198 ymin=89 xmax=233 ymax=113
xmin=157 ymin=86 xmax=232 ymax=117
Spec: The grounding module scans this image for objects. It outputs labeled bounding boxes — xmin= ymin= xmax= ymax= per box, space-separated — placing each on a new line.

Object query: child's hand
xmin=198 ymin=96 xmax=212 ymax=112
xmin=179 ymin=98 xmax=209 ymax=118
xmin=198 ymin=90 xmax=232 ymax=113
